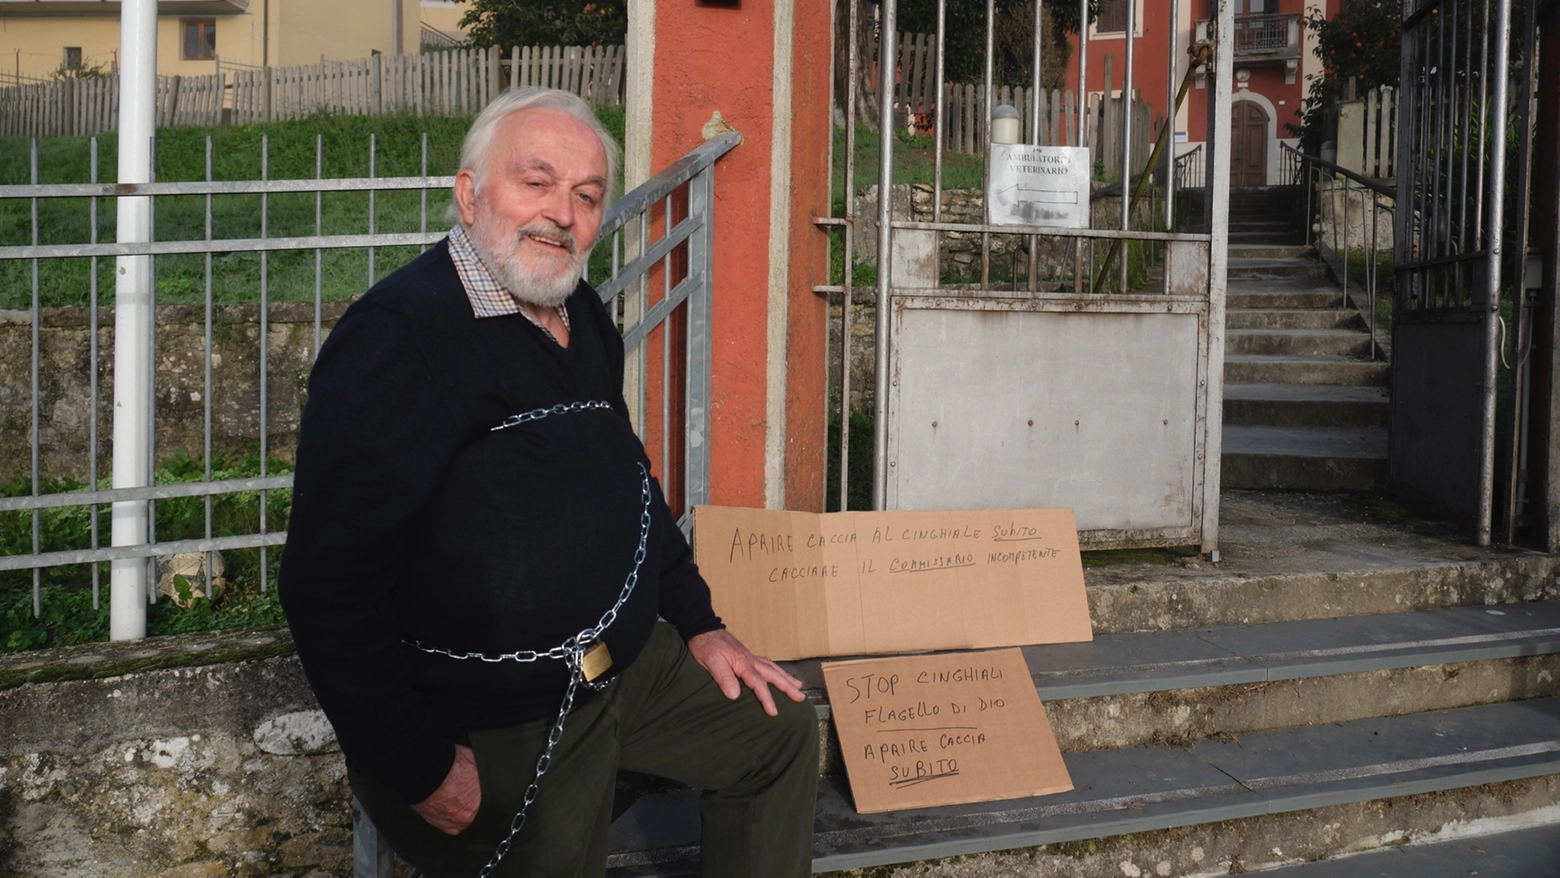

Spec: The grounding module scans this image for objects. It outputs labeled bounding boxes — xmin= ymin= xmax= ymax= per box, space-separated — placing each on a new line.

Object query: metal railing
xmin=1174 ymin=143 xmax=1204 ymax=190
xmin=1232 ymin=13 xmax=1300 ymax=54
xmin=0 ymin=129 xmax=737 ymax=631
xmin=1195 ymin=13 xmax=1301 ymax=58
xmin=1286 ymin=143 xmax=1395 ymax=360
xmin=419 ymin=23 xmax=468 ymax=52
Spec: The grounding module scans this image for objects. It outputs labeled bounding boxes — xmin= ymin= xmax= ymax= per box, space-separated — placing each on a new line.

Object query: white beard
xmin=468 ymin=210 xmax=585 ymax=309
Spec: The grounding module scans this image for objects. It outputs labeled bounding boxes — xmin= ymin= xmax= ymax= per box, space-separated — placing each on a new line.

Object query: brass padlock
xmin=581 ymin=641 xmax=613 ymax=682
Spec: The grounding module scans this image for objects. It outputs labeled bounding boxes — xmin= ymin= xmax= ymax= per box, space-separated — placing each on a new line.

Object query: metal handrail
xmin=3 ymin=132 xmax=740 ymax=592
xmin=599 ymin=131 xmax=740 ymax=241
xmin=1280 ymin=143 xmax=1395 ymax=197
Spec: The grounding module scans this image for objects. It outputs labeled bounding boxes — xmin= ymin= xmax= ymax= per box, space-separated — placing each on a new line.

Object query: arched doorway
xmin=1231 ymin=100 xmax=1268 ymax=186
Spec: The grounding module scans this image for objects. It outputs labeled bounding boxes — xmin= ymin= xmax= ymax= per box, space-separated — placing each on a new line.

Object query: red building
xmin=1068 ymin=0 xmax=1341 ymax=186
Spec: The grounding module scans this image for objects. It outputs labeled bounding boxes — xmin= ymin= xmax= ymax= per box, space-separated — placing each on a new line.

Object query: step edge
xmin=1034 ymin=635 xmax=1560 ymax=701
xmin=803 ymin=758 xmax=1560 ymax=872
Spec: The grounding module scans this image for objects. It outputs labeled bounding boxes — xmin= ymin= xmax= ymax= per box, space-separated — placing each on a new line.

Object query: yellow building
xmin=0 ymin=0 xmax=421 ymax=82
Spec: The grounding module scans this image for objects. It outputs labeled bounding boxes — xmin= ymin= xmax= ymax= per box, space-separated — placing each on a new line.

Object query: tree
xmin=459 ymin=0 xmax=627 ymax=49
xmin=1292 ymin=0 xmax=1401 ymax=148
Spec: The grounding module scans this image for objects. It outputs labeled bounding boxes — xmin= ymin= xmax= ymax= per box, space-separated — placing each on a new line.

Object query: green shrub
xmin=0 ymin=450 xmax=292 ymax=652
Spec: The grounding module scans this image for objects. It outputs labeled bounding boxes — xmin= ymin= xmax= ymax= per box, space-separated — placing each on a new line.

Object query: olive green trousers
xmin=350 ymin=622 xmax=820 ymax=878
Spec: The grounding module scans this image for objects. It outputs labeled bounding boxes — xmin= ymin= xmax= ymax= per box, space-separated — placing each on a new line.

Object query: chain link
xmin=405 ymin=400 xmax=650 ymax=877
xmin=489 ymin=399 xmax=614 ymax=432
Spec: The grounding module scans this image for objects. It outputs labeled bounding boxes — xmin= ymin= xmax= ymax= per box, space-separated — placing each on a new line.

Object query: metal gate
xmin=820 ymin=0 xmax=1235 ymax=554
xmin=1390 ymin=0 xmax=1538 ymax=545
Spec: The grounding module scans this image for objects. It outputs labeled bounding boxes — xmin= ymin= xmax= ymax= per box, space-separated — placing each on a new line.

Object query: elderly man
xmin=279 ymin=88 xmax=818 ymax=877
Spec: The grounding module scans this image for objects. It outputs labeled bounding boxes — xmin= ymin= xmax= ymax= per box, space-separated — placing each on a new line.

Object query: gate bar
xmin=1503 ymin=0 xmax=1540 ymax=543
xmin=1478 ymin=0 xmax=1515 ymax=547
xmin=872 ymin=0 xmax=899 ymax=510
xmin=1119 ymin=0 xmax=1136 ymax=294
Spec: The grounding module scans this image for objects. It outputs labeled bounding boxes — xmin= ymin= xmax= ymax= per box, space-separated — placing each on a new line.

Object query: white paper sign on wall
xmin=986 ymin=145 xmax=1092 ymax=230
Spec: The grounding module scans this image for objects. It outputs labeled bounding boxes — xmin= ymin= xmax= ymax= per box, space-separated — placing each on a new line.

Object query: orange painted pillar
xmin=636 ymin=0 xmax=832 ymax=512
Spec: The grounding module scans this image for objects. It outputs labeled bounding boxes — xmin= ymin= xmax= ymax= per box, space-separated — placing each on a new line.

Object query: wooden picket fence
xmin=508 ymin=44 xmax=625 ymax=107
xmin=883 ymin=34 xmax=1154 ymax=175
xmin=0 ymin=44 xmax=625 ymax=139
xmin=0 ymin=76 xmax=120 ymax=138
xmin=1348 ymin=85 xmax=1396 ymax=180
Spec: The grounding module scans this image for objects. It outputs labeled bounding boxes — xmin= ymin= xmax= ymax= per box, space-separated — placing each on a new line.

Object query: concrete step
xmin=1224 ymin=354 xmax=1390 ymax=386
xmin=1251 ymin=821 xmax=1560 ymax=876
xmin=1226 ymin=329 xmax=1374 ymax=358
xmin=1226 ymin=309 xmax=1365 ymax=331
xmin=605 ymin=698 xmax=1560 ymax=875
xmin=1085 ymin=489 xmax=1560 ymax=634
xmin=1223 ymin=383 xmax=1390 ymax=427
xmin=1230 ymin=219 xmax=1301 ymax=232
xmin=1228 ymin=244 xmax=1314 ymax=260
xmin=584 ymin=496 xmax=1560 ymax=877
xmin=1231 ymin=231 xmax=1308 ymax=246
xmin=1222 ymin=425 xmax=1388 ymax=490
xmin=1229 ymin=259 xmax=1330 ymax=281
xmin=1228 ymin=288 xmax=1349 ymax=309
xmin=780 ymin=603 xmax=1560 ymax=768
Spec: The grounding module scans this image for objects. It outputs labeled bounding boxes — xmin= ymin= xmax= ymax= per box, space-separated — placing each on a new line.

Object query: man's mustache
xmin=514 ymin=224 xmax=578 ymax=257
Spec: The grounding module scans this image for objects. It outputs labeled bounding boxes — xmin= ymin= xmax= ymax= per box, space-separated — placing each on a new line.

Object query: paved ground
xmin=1085 ymin=488 xmax=1515 ymax=591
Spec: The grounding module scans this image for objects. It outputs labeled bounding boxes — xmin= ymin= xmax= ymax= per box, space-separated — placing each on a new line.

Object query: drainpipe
xmin=393 ymin=0 xmax=404 ymax=56
xmin=111 ymin=0 xmax=157 ymax=640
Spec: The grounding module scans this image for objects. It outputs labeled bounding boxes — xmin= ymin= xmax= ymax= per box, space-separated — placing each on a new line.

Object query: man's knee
xmin=770 ymin=695 xmax=822 ymax=775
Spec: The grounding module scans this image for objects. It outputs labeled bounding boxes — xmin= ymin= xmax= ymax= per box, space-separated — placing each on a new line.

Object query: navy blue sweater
xmin=279 ymin=241 xmax=722 ymax=804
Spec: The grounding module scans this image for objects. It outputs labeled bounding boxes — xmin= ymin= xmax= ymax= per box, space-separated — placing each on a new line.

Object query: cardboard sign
xmin=987 ymin=144 xmax=1091 ymax=229
xmin=822 ymin=648 xmax=1073 ymax=813
xmin=692 ymin=506 xmax=1091 ymax=661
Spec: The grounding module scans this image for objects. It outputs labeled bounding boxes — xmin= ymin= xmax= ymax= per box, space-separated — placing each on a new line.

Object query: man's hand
xmin=411 ymin=744 xmax=481 ymax=835
xmin=687 ymin=628 xmax=807 ymax=717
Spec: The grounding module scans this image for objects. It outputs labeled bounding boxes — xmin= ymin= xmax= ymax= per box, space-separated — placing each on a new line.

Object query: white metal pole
xmin=110 ymin=0 xmax=157 ymax=641
xmin=872 ymin=0 xmax=898 ymax=510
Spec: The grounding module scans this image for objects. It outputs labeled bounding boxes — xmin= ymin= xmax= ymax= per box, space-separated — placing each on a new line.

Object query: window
xmin=182 ymin=19 xmax=216 ymax=61
xmin=1097 ymin=0 xmax=1129 ymax=33
xmin=62 ymin=47 xmax=82 ymax=70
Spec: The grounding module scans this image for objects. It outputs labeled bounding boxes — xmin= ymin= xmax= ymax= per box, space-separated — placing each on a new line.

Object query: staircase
xmin=1221 ymin=186 xmax=1389 ymax=491
xmin=599 ymin=491 xmax=1560 ymax=877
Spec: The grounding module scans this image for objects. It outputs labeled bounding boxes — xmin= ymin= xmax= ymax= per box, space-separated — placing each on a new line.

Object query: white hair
xmin=445 ymin=87 xmax=620 ymax=224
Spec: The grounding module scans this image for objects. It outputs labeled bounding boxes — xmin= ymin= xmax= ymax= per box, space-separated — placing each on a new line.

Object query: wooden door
xmin=1230 ymin=101 xmax=1268 ymax=186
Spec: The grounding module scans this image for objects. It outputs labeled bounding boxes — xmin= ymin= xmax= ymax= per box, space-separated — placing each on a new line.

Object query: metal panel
xmin=1390 ymin=318 xmax=1486 ymax=524
xmin=887 ymin=297 xmax=1205 ymax=541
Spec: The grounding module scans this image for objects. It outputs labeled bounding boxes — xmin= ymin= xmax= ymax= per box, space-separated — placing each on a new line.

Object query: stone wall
xmin=0 ymin=302 xmax=348 ymax=484
xmin=1315 ymin=181 xmax=1395 ymax=252
xmin=851 ymin=184 xmax=1073 ymax=279
xmin=0 ymin=630 xmax=349 ymax=877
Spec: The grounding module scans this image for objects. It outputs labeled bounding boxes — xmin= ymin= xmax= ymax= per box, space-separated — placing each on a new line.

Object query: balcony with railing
xmin=1195 ymin=13 xmax=1303 ymax=59
xmin=1195 ymin=13 xmax=1302 ymax=81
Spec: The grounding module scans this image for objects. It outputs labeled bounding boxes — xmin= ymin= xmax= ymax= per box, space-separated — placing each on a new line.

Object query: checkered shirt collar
xmin=447 ymin=224 xmax=525 ymax=319
xmin=445 ymin=224 xmax=574 ymax=339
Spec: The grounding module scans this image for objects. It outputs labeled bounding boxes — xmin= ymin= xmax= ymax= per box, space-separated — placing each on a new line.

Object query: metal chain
xmin=488 ymin=399 xmax=614 ymax=432
xmin=404 ymin=400 xmax=651 ymax=877
xmin=403 ymin=461 xmax=650 ymax=674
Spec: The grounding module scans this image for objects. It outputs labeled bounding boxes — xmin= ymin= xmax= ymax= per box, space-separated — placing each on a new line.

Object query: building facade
xmin=1068 ymin=0 xmax=1341 ymax=186
xmin=0 ymin=0 xmax=420 ymax=83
